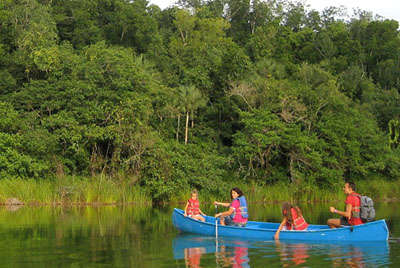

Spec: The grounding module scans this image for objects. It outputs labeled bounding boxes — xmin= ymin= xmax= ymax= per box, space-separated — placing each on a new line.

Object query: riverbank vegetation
xmin=0 ymin=0 xmax=399 ymax=203
xmin=0 ymin=177 xmax=399 ymax=204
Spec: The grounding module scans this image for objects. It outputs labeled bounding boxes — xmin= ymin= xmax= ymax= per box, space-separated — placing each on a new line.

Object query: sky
xmin=148 ymin=0 xmax=400 ymax=23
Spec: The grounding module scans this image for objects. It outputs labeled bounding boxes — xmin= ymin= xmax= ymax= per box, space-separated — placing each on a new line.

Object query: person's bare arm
xmin=214 ymin=201 xmax=230 ymax=207
xmin=274 ymin=217 xmax=288 ymax=240
xmin=216 ymin=207 xmax=234 ymax=218
xmin=184 ymin=201 xmax=189 ymax=216
xmin=329 ymin=204 xmax=352 ymax=219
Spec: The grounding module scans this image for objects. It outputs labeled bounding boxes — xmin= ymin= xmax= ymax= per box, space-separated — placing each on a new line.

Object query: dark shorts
xmin=223 ymin=216 xmax=247 ymax=227
xmin=340 ymin=217 xmax=351 ymax=226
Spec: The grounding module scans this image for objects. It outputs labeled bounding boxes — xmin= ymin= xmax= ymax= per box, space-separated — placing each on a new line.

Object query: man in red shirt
xmin=327 ymin=182 xmax=364 ymax=228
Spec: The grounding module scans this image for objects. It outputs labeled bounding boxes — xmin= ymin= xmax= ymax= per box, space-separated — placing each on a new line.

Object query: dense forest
xmin=0 ymin=0 xmax=399 ymax=201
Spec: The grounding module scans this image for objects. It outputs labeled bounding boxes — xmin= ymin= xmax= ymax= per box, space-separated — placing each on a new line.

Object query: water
xmin=0 ymin=202 xmax=399 ymax=267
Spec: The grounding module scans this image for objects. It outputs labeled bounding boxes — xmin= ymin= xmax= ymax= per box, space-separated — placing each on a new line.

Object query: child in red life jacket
xmin=274 ymin=202 xmax=309 ymax=240
xmin=184 ymin=189 xmax=206 ymax=222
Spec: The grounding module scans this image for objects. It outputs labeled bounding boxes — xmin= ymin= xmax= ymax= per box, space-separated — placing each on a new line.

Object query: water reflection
xmin=184 ymin=246 xmax=206 ymax=268
xmin=274 ymin=240 xmax=309 ymax=267
xmin=173 ymin=233 xmax=391 ymax=268
xmin=326 ymin=241 xmax=390 ymax=268
xmin=0 ymin=204 xmax=396 ymax=267
xmin=276 ymin=240 xmax=390 ymax=268
xmin=173 ymin=234 xmax=250 ymax=267
xmin=216 ymin=243 xmax=250 ymax=268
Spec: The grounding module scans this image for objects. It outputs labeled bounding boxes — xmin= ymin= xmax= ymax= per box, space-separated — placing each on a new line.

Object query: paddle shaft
xmin=215 ymin=205 xmax=218 ymax=239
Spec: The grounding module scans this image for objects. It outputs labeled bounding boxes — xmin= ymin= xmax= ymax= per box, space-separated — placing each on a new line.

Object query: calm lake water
xmin=0 ymin=202 xmax=399 ymax=267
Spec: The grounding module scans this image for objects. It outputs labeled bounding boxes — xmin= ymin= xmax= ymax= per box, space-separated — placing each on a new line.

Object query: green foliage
xmin=0 ymin=102 xmax=50 ymax=178
xmin=0 ymin=0 xmax=399 ymax=202
xmin=141 ymin=141 xmax=229 ymax=202
xmin=389 ymin=119 xmax=400 ymax=149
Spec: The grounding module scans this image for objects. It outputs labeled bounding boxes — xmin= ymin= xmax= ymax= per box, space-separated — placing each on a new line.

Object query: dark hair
xmin=282 ymin=202 xmax=293 ymax=222
xmin=282 ymin=202 xmax=302 ymax=223
xmin=346 ymin=181 xmax=356 ymax=191
xmin=230 ymin=187 xmax=243 ymax=199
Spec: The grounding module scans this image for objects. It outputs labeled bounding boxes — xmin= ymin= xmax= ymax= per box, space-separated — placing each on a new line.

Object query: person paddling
xmin=327 ymin=181 xmax=364 ymax=228
xmin=214 ymin=187 xmax=248 ymax=227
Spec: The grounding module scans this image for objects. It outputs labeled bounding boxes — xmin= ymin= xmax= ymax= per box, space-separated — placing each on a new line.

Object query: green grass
xmin=356 ymin=179 xmax=400 ymax=201
xmin=0 ymin=176 xmax=151 ymax=204
xmin=0 ymin=177 xmax=398 ymax=204
xmin=0 ymin=178 xmax=56 ymax=203
xmin=203 ymin=179 xmax=400 ymax=204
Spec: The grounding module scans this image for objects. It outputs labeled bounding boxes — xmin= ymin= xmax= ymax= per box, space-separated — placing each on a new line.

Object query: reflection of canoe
xmin=173 ymin=234 xmax=251 ymax=267
xmin=172 ymin=208 xmax=389 ymax=241
xmin=173 ymin=233 xmax=251 ymax=259
xmin=173 ymin=233 xmax=390 ymax=267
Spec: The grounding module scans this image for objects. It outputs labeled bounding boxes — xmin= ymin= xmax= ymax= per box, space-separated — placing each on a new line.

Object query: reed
xmin=0 ymin=176 xmax=151 ymax=204
xmin=0 ymin=178 xmax=55 ymax=203
xmin=356 ymin=179 xmax=400 ymax=201
xmin=0 ymin=177 xmax=398 ymax=204
xmin=56 ymin=175 xmax=152 ymax=204
xmin=216 ymin=181 xmax=343 ymax=204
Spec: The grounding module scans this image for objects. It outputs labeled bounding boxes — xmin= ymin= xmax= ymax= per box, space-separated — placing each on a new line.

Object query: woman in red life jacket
xmin=327 ymin=181 xmax=364 ymax=228
xmin=274 ymin=202 xmax=309 ymax=240
xmin=184 ymin=189 xmax=206 ymax=222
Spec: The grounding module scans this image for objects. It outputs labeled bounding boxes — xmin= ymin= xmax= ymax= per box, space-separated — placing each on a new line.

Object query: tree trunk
xmin=185 ymin=111 xmax=189 ymax=145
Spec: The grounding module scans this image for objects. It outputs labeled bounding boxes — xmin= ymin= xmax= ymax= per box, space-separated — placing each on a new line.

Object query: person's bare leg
xmin=327 ymin=218 xmax=341 ymax=229
xmin=220 ymin=217 xmax=225 ymax=225
xmin=193 ymin=215 xmax=205 ymax=222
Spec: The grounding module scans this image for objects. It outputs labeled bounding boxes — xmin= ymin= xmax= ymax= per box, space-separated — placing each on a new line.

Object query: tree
xmin=176 ymin=84 xmax=206 ymax=145
xmin=10 ymin=0 xmax=58 ymax=79
xmin=389 ymin=119 xmax=400 ymax=149
xmin=51 ymin=0 xmax=103 ymax=48
xmin=225 ymin=0 xmax=250 ymax=44
xmin=168 ymin=9 xmax=249 ymax=94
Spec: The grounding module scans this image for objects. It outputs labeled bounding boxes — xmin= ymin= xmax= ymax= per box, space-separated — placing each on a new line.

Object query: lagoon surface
xmin=0 ymin=202 xmax=399 ymax=267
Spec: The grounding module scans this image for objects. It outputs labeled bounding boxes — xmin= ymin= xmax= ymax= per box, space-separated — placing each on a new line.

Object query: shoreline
xmin=1 ymin=197 xmax=399 ymax=207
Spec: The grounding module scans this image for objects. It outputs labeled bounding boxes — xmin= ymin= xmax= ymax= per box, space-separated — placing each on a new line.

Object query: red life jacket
xmin=285 ymin=207 xmax=309 ymax=230
xmin=348 ymin=193 xmax=362 ymax=220
xmin=187 ymin=198 xmax=200 ymax=215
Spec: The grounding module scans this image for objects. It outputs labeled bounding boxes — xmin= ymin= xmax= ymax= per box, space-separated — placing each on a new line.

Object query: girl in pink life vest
xmin=184 ymin=189 xmax=206 ymax=222
xmin=274 ymin=202 xmax=309 ymax=240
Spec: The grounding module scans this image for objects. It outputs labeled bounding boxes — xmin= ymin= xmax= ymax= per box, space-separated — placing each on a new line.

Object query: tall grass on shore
xmin=0 ymin=177 xmax=398 ymax=204
xmin=0 ymin=178 xmax=55 ymax=204
xmin=226 ymin=181 xmax=344 ymax=203
xmin=0 ymin=176 xmax=151 ymax=204
xmin=209 ymin=179 xmax=400 ymax=204
xmin=356 ymin=179 xmax=400 ymax=201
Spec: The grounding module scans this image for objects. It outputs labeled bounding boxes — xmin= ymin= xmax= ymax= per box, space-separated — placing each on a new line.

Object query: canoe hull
xmin=172 ymin=208 xmax=388 ymax=241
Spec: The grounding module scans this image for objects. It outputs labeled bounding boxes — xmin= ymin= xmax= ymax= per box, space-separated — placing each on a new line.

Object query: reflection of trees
xmin=0 ymin=205 xmax=174 ymax=267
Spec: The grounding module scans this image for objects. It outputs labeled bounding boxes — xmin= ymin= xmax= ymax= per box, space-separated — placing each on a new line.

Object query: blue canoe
xmin=172 ymin=208 xmax=389 ymax=241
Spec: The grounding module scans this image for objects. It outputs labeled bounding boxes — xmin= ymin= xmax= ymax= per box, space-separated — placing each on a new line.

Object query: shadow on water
xmin=173 ymin=233 xmax=391 ymax=267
